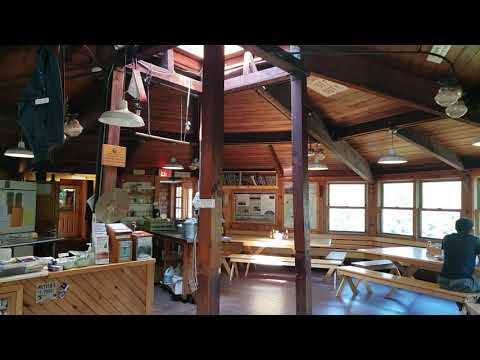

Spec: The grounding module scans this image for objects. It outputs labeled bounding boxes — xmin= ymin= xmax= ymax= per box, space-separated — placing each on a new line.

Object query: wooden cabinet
xmin=0 ymin=284 xmax=23 ymax=315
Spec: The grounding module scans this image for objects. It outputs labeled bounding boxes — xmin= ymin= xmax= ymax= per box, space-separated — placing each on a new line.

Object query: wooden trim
xmin=241 ymin=45 xmax=307 ymax=76
xmin=224 ymin=67 xmax=289 ymax=94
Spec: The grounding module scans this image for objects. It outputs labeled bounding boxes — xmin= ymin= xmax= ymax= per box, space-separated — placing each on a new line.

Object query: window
xmin=175 ymin=185 xmax=182 ymax=219
xmin=420 ymin=181 xmax=461 ymax=239
xmin=381 ymin=182 xmax=414 ymax=236
xmin=328 ymin=183 xmax=366 ymax=232
xmin=187 ymin=188 xmax=193 ymax=218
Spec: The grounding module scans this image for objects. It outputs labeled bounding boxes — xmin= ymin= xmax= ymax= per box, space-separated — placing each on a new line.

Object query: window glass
xmin=328 ymin=184 xmax=365 ymax=207
xmin=381 ymin=209 xmax=413 ymax=236
xmin=383 ymin=182 xmax=414 ymax=208
xmin=422 ymin=181 xmax=461 ymax=209
xmin=421 ymin=210 xmax=461 ymax=239
xmin=328 ymin=208 xmax=365 ymax=232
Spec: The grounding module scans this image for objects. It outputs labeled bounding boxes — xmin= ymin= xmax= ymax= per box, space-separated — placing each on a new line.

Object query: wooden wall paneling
xmin=197 ymin=45 xmax=224 ymax=315
xmin=290 ymin=50 xmax=312 ymax=315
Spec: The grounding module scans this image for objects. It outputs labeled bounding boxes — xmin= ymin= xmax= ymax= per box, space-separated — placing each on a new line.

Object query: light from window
xmin=175 ymin=186 xmax=182 ymax=219
xmin=420 ymin=181 xmax=461 ymax=239
xmin=328 ymin=183 xmax=366 ymax=232
xmin=187 ymin=188 xmax=193 ymax=218
xmin=381 ymin=182 xmax=414 ymax=236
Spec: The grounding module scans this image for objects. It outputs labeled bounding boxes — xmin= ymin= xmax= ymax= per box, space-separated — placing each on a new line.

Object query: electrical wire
xmin=184 ymin=78 xmax=191 ymax=142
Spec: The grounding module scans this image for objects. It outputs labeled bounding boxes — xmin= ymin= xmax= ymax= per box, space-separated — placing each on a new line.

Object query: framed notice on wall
xmin=283 ymin=182 xmax=318 ymax=230
xmin=101 ymin=144 xmax=126 ymax=167
xmin=234 ymin=193 xmax=276 ymax=224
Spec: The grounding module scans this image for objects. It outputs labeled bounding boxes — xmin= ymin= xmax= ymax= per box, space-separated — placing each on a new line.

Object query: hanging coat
xmin=17 ymin=46 xmax=64 ymax=162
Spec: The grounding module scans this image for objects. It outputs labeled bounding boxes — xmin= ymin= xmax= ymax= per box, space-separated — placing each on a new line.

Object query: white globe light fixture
xmin=434 ymin=86 xmax=463 ymax=107
xmin=446 ymin=100 xmax=468 ymax=118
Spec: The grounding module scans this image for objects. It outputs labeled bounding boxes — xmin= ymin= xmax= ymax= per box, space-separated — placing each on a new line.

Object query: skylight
xmin=177 ymin=45 xmax=243 ymax=59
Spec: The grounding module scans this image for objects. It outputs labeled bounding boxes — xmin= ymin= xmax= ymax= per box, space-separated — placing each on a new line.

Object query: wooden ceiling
xmin=1 ymin=45 xmax=480 ymax=178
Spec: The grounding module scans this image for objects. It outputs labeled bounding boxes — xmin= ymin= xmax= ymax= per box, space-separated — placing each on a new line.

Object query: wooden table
xmin=357 ymin=246 xmax=480 ymax=278
xmin=223 ymin=235 xmax=331 ymax=255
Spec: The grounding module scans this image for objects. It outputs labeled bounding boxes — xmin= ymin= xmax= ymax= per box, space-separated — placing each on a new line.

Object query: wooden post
xmin=101 ymin=67 xmax=125 ymax=194
xmin=196 ymin=45 xmax=224 ymax=315
xmin=290 ymin=46 xmax=312 ymax=315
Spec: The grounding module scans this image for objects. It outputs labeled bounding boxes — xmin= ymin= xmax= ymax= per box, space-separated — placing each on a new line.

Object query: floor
xmin=152 ymin=266 xmax=460 ymax=315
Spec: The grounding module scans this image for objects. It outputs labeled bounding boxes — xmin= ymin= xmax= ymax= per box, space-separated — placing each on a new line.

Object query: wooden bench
xmin=226 ymin=253 xmax=345 ymax=287
xmin=349 ymin=260 xmax=401 ymax=294
xmin=336 ymin=266 xmax=480 ymax=311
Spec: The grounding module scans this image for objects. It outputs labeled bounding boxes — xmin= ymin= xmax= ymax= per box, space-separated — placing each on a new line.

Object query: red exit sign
xmin=159 ymin=169 xmax=172 ymax=177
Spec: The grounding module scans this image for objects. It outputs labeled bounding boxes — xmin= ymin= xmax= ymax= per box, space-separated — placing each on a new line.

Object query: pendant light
xmin=189 ymin=158 xmax=200 ymax=170
xmin=434 ymin=86 xmax=463 ymax=107
xmin=163 ymin=157 xmax=184 ymax=170
xmin=378 ymin=130 xmax=407 ymax=165
xmin=472 ymin=138 xmax=480 ymax=147
xmin=98 ymin=50 xmax=145 ymax=128
xmin=446 ymin=100 xmax=468 ymax=118
xmin=308 ymin=159 xmax=328 ymax=170
xmin=4 ymin=139 xmax=34 ymax=159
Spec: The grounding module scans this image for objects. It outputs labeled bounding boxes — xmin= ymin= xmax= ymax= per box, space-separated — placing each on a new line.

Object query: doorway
xmin=58 ymin=179 xmax=87 ymax=239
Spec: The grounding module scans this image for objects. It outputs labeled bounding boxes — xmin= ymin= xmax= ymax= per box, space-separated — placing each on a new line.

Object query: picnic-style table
xmin=223 ymin=235 xmax=332 ymax=255
xmin=357 ymin=246 xmax=480 ymax=277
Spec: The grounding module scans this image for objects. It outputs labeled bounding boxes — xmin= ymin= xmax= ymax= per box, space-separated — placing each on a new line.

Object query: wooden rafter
xmin=224 ymin=67 xmax=289 ymax=94
xmin=268 ymin=144 xmax=283 ymax=176
xmin=332 ymin=111 xmax=442 ymax=140
xmin=135 ymin=45 xmax=178 ymax=61
xmin=256 ymin=84 xmax=374 ymax=182
xmin=395 ymin=127 xmax=465 ymax=171
xmin=302 ymin=46 xmax=480 ymax=127
xmin=241 ymin=45 xmax=307 ymax=76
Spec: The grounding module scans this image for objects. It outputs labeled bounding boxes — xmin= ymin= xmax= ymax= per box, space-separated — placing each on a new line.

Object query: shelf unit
xmin=223 ymin=171 xmax=277 ymax=187
xmin=122 ymin=181 xmax=155 ymax=219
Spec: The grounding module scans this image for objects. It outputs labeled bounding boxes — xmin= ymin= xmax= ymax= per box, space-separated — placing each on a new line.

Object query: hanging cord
xmin=184 ymin=78 xmax=192 ymax=142
xmin=180 ymin=95 xmax=183 ymax=141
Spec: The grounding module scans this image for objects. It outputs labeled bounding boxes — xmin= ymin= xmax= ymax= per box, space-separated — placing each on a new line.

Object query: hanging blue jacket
xmin=17 ymin=46 xmax=64 ymax=162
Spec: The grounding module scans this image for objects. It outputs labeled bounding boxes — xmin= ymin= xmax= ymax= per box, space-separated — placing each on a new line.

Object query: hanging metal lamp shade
xmin=4 ymin=140 xmax=34 ymax=159
xmin=308 ymin=159 xmax=328 ymax=170
xmin=98 ymin=100 xmax=145 ymax=128
xmin=378 ymin=148 xmax=407 ymax=164
xmin=163 ymin=157 xmax=184 ymax=170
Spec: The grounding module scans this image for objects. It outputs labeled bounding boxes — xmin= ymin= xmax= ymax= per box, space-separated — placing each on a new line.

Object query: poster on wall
xmin=283 ymin=182 xmax=317 ymax=229
xmin=234 ymin=193 xmax=276 ymax=224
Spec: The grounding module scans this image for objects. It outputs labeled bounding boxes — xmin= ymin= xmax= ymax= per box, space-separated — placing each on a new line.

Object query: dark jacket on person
xmin=440 ymin=233 xmax=480 ymax=280
xmin=17 ymin=46 xmax=64 ymax=162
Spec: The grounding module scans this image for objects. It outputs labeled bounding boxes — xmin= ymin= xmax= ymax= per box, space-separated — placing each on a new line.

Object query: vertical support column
xmin=101 ymin=67 xmax=125 ymax=195
xmin=368 ymin=182 xmax=378 ymax=236
xmin=290 ymin=46 xmax=312 ymax=315
xmin=462 ymin=172 xmax=474 ymax=219
xmin=197 ymin=45 xmax=224 ymax=315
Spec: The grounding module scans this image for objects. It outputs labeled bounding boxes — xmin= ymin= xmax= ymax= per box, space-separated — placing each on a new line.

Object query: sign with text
xmin=101 ymin=144 xmax=126 ymax=168
xmin=159 ymin=169 xmax=172 ymax=177
xmin=174 ymin=171 xmax=191 ymax=178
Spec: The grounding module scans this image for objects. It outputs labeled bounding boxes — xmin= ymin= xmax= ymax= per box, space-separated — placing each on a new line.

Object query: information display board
xmin=234 ymin=193 xmax=276 ymax=224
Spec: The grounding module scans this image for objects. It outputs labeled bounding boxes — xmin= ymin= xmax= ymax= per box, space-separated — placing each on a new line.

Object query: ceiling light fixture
xmin=308 ymin=159 xmax=328 ymax=170
xmin=378 ymin=130 xmax=408 ymax=165
xmin=434 ymin=86 xmax=463 ymax=107
xmin=189 ymin=158 xmax=200 ymax=170
xmin=4 ymin=140 xmax=34 ymax=159
xmin=163 ymin=157 xmax=184 ymax=170
xmin=446 ymin=100 xmax=468 ymax=119
xmin=472 ymin=138 xmax=480 ymax=147
xmin=99 ymin=99 xmax=145 ymax=128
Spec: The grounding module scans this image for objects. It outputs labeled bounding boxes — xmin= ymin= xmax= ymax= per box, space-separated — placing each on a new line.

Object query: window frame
xmin=418 ymin=179 xmax=462 ymax=241
xmin=379 ymin=180 xmax=415 ymax=238
xmin=326 ymin=181 xmax=367 ymax=234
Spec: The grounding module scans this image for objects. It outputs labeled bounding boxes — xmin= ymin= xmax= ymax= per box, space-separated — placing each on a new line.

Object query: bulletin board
xmin=234 ymin=193 xmax=276 ymax=224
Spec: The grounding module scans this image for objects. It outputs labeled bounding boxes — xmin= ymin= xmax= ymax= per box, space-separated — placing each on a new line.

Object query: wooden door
xmin=58 ymin=179 xmax=87 ymax=239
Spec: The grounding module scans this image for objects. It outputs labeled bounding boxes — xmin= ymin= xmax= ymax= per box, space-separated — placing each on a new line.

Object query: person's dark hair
xmin=455 ymin=218 xmax=474 ymax=235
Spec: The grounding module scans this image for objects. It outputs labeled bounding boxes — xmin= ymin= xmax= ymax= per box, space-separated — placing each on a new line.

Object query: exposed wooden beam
xmin=224 ymin=67 xmax=289 ymax=94
xmin=302 ymin=46 xmax=480 ymax=127
xmin=135 ymin=45 xmax=178 ymax=61
xmin=290 ymin=51 xmax=312 ymax=315
xmin=332 ymin=111 xmax=442 ymax=140
xmin=268 ymin=144 xmax=283 ymax=176
xmin=395 ymin=127 xmax=465 ymax=171
xmin=241 ymin=45 xmax=307 ymax=76
xmin=307 ymin=111 xmax=374 ymax=182
xmin=197 ymin=45 xmax=224 ymax=315
xmin=225 ymin=131 xmax=291 ymax=144
xmin=101 ymin=67 xmax=124 ymax=194
xmin=256 ymin=83 xmax=374 ymax=182
xmin=131 ymin=60 xmax=202 ymax=94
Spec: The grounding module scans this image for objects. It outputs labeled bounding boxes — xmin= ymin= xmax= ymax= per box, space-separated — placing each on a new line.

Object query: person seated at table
xmin=438 ymin=218 xmax=480 ymax=293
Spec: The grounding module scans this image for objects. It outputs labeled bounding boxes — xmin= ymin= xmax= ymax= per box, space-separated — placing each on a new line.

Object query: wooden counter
xmin=0 ymin=259 xmax=155 ymax=315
